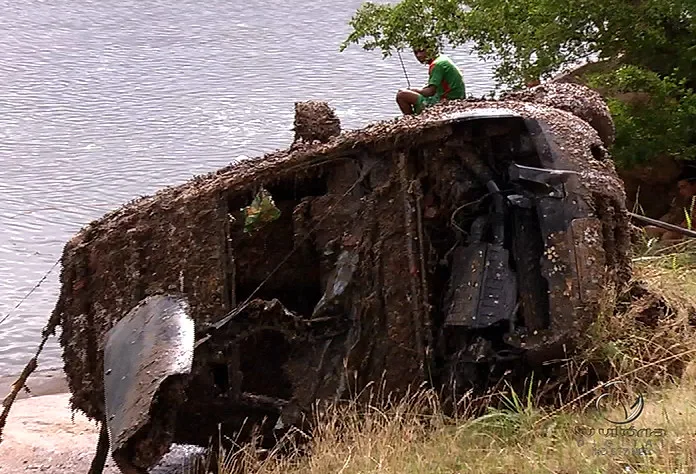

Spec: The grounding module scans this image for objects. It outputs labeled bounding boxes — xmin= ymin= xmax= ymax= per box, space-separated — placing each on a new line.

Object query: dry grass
xmin=206 ymin=386 xmax=696 ymax=474
xmin=191 ymin=242 xmax=696 ymax=474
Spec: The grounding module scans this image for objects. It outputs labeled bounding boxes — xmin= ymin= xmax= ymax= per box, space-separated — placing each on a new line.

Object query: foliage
xmin=341 ymin=0 xmax=696 ymax=168
xmin=585 ymin=66 xmax=696 ymax=167
xmin=341 ymin=0 xmax=696 ymax=88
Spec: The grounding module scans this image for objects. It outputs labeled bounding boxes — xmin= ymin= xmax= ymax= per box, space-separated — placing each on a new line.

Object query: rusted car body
xmin=52 ymin=90 xmax=630 ymax=472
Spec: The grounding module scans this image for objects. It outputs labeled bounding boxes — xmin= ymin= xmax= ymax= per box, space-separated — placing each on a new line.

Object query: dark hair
xmin=677 ymin=165 xmax=696 ymax=183
xmin=411 ymin=38 xmax=440 ymax=56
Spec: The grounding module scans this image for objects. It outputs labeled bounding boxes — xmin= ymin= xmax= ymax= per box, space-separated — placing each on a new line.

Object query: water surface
xmin=0 ymin=0 xmax=496 ymax=375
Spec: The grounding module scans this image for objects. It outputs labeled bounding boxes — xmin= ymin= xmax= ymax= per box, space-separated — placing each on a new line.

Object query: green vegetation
xmin=340 ymin=0 xmax=696 ymax=169
xmin=586 ymin=66 xmax=696 ymax=168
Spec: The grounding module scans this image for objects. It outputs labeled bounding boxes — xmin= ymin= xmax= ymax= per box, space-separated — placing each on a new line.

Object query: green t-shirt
xmin=427 ymin=54 xmax=465 ymax=101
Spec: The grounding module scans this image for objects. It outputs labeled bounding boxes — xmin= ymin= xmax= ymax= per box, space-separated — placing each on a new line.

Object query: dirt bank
xmin=0 ymin=392 xmax=120 ymax=473
xmin=0 ymin=368 xmax=69 ymax=401
xmin=0 ymin=370 xmax=205 ymax=473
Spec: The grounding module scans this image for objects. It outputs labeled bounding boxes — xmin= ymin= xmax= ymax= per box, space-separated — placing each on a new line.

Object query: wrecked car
xmin=51 ymin=84 xmax=631 ymax=472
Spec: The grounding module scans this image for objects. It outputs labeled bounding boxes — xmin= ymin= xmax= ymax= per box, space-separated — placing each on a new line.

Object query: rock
xmin=293 ymin=100 xmax=341 ymax=144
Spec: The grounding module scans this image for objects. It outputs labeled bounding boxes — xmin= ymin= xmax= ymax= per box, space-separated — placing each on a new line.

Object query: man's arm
xmin=408 ymin=85 xmax=437 ymax=97
xmin=643 ymin=225 xmax=667 ymax=238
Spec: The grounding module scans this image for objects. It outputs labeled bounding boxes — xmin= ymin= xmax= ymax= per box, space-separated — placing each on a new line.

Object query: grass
xmin=205 ymin=385 xmax=696 ymax=474
xmin=189 ymin=241 xmax=696 ymax=474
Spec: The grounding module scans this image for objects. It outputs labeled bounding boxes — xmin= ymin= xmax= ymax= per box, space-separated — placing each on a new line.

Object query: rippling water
xmin=0 ymin=0 xmax=496 ymax=376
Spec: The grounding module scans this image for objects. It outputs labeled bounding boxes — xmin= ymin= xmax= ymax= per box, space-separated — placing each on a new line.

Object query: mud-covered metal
xmin=503 ymin=175 xmax=599 ymax=353
xmin=53 ymin=85 xmax=632 ymax=473
xmin=312 ymin=249 xmax=359 ymax=319
xmin=438 ymin=107 xmax=521 ymax=124
xmin=103 ymin=294 xmax=195 ymax=455
xmin=508 ymin=163 xmax=578 ymax=188
xmin=445 ymin=182 xmax=517 ymax=329
xmin=444 ymin=244 xmax=518 ymax=328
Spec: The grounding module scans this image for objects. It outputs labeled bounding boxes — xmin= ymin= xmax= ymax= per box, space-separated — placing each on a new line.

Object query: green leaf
xmin=243 ymin=188 xmax=281 ymax=234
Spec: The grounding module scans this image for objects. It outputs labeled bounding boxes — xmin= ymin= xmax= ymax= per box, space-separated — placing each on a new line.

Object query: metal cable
xmin=0 ymin=258 xmax=60 ymax=328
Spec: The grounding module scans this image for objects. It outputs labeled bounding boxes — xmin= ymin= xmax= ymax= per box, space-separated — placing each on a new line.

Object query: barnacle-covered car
xmin=52 ymin=84 xmax=630 ymax=472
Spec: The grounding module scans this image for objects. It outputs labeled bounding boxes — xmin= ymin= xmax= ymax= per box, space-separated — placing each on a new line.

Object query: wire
xmin=450 ymin=193 xmax=491 ymax=234
xmin=0 ymin=258 xmax=60 ymax=327
xmin=397 ymin=50 xmax=412 ymax=89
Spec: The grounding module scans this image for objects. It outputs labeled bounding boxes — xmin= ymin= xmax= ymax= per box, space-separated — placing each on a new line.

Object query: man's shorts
xmin=414 ymin=94 xmax=440 ymax=114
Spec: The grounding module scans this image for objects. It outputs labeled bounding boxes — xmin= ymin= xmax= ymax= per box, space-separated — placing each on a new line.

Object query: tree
xmin=586 ymin=66 xmax=696 ymax=167
xmin=341 ymin=0 xmax=696 ymax=168
xmin=341 ymin=0 xmax=696 ymax=88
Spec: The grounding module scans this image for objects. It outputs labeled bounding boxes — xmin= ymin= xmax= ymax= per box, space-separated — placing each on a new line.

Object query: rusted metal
xmin=48 ymin=87 xmax=633 ymax=472
xmin=103 ymin=294 xmax=194 ymax=465
xmin=399 ymin=152 xmax=427 ymax=373
xmin=444 ymin=188 xmax=518 ymax=329
xmin=412 ymin=177 xmax=433 ymax=352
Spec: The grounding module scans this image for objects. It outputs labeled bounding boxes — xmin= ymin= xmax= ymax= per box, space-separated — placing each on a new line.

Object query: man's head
xmin=413 ymin=47 xmax=434 ymax=64
xmin=677 ymin=166 xmax=696 ymax=199
xmin=411 ymin=40 xmax=439 ymax=64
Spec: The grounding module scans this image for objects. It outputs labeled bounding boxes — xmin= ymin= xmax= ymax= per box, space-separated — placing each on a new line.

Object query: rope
xmin=0 ymin=303 xmax=61 ymax=444
xmin=198 ymin=160 xmax=377 ymax=346
xmin=0 ymin=258 xmax=60 ymax=327
xmin=397 ymin=49 xmax=412 ymax=89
